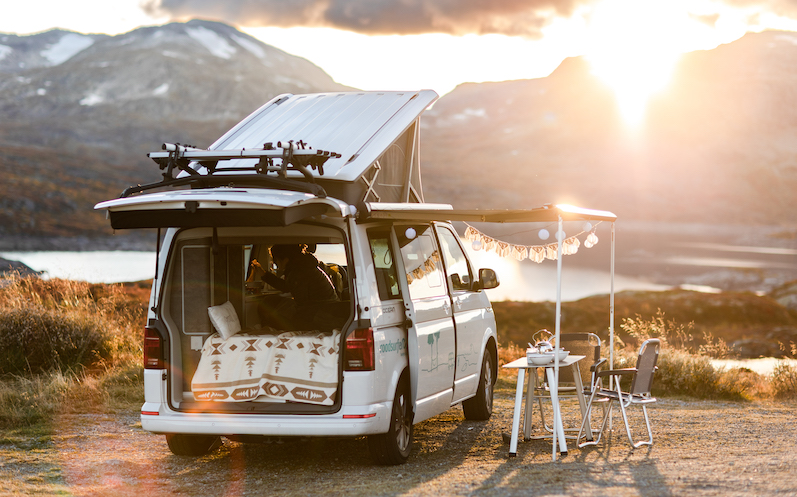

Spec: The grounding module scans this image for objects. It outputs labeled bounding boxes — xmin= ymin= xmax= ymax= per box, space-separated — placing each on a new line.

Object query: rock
xmin=0 ymin=257 xmax=42 ymax=277
xmin=771 ymin=280 xmax=797 ymax=312
xmin=731 ymin=338 xmax=782 ymax=358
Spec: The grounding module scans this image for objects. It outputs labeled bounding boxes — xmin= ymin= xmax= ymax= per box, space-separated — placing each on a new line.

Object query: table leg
xmin=546 ymin=367 xmax=567 ymax=457
xmin=509 ymin=368 xmax=525 ymax=457
xmin=523 ymin=367 xmax=536 ymax=440
xmin=572 ymin=363 xmax=593 ymax=442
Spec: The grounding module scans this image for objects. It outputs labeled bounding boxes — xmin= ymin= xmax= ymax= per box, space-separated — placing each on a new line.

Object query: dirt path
xmin=43 ymin=395 xmax=797 ymax=497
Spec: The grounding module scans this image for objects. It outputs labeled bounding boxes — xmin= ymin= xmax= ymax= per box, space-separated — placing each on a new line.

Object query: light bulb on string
xmin=472 ymin=239 xmax=483 ymax=251
xmin=538 ymin=229 xmax=550 ymax=240
xmin=405 ymin=227 xmax=417 ymax=240
xmin=556 ymin=230 xmax=566 ymax=242
xmin=582 ymin=221 xmax=592 ymax=232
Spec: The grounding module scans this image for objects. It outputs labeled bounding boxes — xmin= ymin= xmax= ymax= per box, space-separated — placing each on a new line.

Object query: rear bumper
xmin=140 ymin=402 xmax=391 ymax=437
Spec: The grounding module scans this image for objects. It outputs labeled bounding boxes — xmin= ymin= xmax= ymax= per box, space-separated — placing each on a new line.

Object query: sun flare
xmin=584 ymin=0 xmax=705 ymax=126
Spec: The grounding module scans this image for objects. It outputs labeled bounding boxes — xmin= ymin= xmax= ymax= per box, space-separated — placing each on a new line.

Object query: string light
xmin=463 ymin=222 xmax=601 ymax=263
xmin=584 ymin=231 xmax=599 ymax=248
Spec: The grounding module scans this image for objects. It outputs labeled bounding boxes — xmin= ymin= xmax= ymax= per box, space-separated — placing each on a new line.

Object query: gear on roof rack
xmin=121 ymin=140 xmax=341 ymax=198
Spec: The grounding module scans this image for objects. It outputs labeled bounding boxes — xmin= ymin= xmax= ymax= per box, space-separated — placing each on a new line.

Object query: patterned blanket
xmin=191 ymin=328 xmax=340 ymax=405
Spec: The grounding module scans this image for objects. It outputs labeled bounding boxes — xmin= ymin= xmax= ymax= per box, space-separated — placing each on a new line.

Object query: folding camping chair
xmin=534 ymin=332 xmax=606 ymax=440
xmin=577 ymin=338 xmax=661 ymax=448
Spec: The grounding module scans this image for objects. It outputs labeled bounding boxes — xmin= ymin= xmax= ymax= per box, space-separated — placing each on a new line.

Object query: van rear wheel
xmin=463 ymin=350 xmax=494 ymax=420
xmin=368 ymin=377 xmax=413 ymax=465
xmin=165 ymin=433 xmax=222 ymax=456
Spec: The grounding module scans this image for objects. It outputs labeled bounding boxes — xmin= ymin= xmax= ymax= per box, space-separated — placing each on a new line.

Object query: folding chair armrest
xmin=589 ymin=357 xmax=607 ymax=372
xmin=595 ymin=368 xmax=636 ymax=379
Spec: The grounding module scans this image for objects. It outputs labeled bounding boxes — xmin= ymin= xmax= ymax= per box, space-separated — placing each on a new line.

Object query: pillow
xmin=208 ymin=301 xmax=241 ymax=340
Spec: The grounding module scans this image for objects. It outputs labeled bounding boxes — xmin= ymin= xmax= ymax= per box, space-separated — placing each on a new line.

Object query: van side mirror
xmin=475 ymin=268 xmax=499 ymax=290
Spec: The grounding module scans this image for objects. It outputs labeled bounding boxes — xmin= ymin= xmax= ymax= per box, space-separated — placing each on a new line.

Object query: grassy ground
xmin=3 ymin=392 xmax=796 ymax=496
xmin=1 ymin=276 xmax=797 ymax=494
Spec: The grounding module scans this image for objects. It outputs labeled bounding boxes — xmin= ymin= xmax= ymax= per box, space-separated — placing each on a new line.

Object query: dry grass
xmin=497 ymin=308 xmax=789 ymax=401
xmin=0 ymin=275 xmax=146 ymax=427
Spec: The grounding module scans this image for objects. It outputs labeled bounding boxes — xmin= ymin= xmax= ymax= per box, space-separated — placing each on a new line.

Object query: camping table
xmin=503 ymin=355 xmax=587 ymax=459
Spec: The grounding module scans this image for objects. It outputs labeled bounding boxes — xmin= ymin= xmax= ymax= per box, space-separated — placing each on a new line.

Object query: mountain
xmin=0 ymin=20 xmax=351 ymax=248
xmin=2 ymin=23 xmax=797 ymax=251
xmin=421 ymin=31 xmax=797 ymax=227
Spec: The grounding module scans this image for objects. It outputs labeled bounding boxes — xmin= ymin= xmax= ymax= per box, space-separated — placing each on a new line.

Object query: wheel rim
xmin=394 ymin=392 xmax=411 ymax=452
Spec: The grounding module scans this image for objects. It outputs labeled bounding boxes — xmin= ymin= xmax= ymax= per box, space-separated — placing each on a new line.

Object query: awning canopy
xmin=358 ymin=203 xmax=617 ymax=223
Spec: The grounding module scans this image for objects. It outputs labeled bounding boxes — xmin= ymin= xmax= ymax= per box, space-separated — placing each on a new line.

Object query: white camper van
xmin=95 ymin=91 xmax=500 ymax=465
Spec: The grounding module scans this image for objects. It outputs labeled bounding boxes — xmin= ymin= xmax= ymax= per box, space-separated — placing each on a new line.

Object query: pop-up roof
xmin=143 ymin=90 xmax=438 ymax=206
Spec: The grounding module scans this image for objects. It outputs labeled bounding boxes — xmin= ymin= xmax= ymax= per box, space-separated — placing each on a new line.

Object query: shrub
xmin=615 ymin=312 xmax=754 ymax=400
xmin=771 ymin=362 xmax=797 ymax=399
xmin=654 ymin=349 xmax=751 ymax=400
xmin=0 ymin=306 xmax=113 ymax=374
xmin=0 ymin=276 xmax=146 ymax=428
xmin=620 ymin=309 xmax=731 ymax=359
xmin=0 ymin=275 xmax=143 ymax=375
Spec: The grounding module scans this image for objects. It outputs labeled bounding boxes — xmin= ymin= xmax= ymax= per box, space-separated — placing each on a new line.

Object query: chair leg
xmin=618 ymin=398 xmax=654 ymax=449
xmin=637 ymin=405 xmax=654 ymax=448
xmin=617 ymin=396 xmax=635 ymax=447
xmin=577 ymin=392 xmax=613 ymax=447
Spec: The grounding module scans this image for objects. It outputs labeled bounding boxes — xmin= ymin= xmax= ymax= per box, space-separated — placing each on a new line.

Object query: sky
xmin=3 ymin=0 xmax=797 ymax=106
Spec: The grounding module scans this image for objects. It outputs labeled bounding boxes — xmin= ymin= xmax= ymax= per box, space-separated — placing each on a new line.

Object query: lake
xmin=711 ymin=358 xmax=797 ymax=376
xmin=1 ymin=249 xmax=668 ymax=302
xmin=1 ymin=251 xmax=156 ymax=285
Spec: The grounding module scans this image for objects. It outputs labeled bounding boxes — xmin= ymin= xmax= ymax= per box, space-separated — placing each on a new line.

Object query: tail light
xmin=345 ymin=328 xmax=375 ymax=371
xmin=144 ymin=327 xmax=164 ymax=369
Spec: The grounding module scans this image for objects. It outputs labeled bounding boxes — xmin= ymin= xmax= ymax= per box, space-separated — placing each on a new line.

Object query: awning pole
xmin=609 ymin=222 xmax=616 ymax=374
xmin=608 ymin=222 xmax=616 ymax=431
xmin=552 ymin=215 xmax=564 ymax=461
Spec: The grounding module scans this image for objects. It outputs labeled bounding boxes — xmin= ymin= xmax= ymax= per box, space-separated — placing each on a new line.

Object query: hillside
xmin=421 ymin=30 xmax=797 ymax=227
xmin=494 ymin=287 xmax=797 ymax=358
xmin=0 ymin=20 xmax=351 ymax=249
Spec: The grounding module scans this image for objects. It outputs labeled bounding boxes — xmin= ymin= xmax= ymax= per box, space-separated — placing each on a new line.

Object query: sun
xmin=583 ymin=0 xmax=705 ymax=126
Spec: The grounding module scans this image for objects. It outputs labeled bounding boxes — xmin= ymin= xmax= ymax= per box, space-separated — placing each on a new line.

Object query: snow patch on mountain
xmin=40 ymin=33 xmax=94 ymax=65
xmin=80 ymin=93 xmax=104 ymax=106
xmin=186 ymin=26 xmax=236 ymax=59
xmin=0 ymin=44 xmax=11 ymax=61
xmin=231 ymin=34 xmax=264 ymax=59
xmin=153 ymin=83 xmax=169 ymax=96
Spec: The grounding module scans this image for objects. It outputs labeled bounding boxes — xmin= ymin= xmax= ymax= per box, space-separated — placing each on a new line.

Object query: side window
xmin=397 ymin=224 xmax=446 ymax=300
xmin=368 ymin=228 xmax=402 ymax=301
xmin=437 ymin=227 xmax=473 ymax=291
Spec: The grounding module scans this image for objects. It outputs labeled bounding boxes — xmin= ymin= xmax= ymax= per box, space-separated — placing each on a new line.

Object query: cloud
xmin=143 ymin=0 xmax=797 ymax=38
xmin=723 ymin=0 xmax=797 ymax=16
xmin=142 ymin=0 xmax=587 ymax=38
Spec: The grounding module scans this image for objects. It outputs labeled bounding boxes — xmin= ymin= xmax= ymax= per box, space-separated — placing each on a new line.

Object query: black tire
xmin=368 ymin=377 xmax=413 ymax=465
xmin=165 ymin=433 xmax=223 ymax=456
xmin=462 ymin=350 xmax=494 ymax=421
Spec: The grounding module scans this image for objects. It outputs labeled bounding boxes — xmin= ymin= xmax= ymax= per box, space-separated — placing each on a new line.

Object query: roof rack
xmin=121 ymin=140 xmax=341 ymax=198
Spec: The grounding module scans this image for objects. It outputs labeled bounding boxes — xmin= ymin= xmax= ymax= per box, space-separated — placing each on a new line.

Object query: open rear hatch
xmin=98 ymin=191 xmax=353 ymax=414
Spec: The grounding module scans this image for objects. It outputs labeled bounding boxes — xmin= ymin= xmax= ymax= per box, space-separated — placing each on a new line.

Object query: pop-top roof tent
xmin=134 ymin=90 xmax=438 ymax=206
xmin=95 ymin=90 xmax=618 ymax=461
